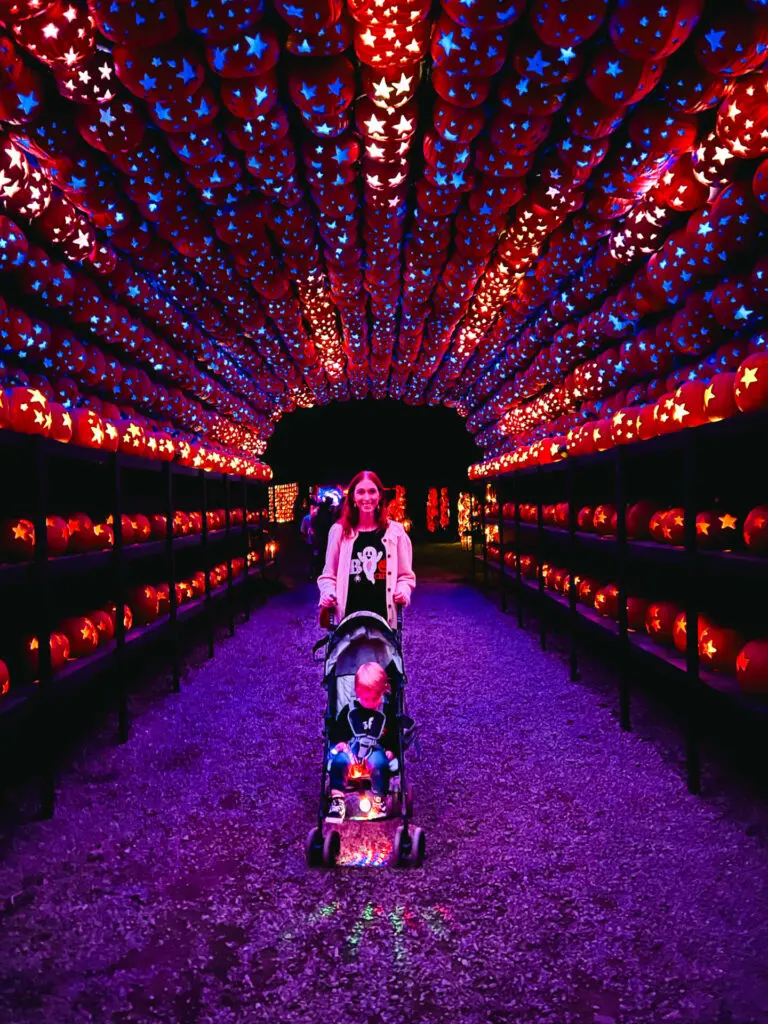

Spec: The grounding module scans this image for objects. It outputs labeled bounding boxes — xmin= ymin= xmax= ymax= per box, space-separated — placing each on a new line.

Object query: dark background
xmin=265 ymin=400 xmax=481 ymax=539
xmin=265 ymin=398 xmax=481 ymax=488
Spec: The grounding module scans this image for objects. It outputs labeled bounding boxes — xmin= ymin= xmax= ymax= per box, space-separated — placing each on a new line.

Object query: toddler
xmin=326 ymin=661 xmax=397 ymax=822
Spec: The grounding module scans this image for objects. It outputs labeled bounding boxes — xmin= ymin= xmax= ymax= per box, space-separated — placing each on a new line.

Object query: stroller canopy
xmin=326 ymin=611 xmax=403 ymax=680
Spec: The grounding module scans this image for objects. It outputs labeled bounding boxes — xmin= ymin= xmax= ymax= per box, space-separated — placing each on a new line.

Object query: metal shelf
xmin=0 ymin=432 xmax=272 ymax=818
xmin=486 ymin=558 xmax=768 ymax=717
xmin=499 ymin=520 xmax=768 ymax=578
xmin=0 ymin=569 xmax=261 ymax=726
xmin=475 ymin=429 xmax=768 ymax=797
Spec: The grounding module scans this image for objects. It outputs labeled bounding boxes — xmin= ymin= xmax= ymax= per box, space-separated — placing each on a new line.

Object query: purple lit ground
xmin=2 ymin=546 xmax=768 ymax=1023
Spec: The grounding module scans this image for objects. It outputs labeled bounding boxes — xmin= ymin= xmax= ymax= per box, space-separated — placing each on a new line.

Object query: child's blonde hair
xmin=354 ymin=661 xmax=389 ymax=707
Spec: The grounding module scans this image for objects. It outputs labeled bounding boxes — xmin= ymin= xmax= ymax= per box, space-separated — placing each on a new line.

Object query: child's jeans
xmin=329 ymin=745 xmax=389 ymax=797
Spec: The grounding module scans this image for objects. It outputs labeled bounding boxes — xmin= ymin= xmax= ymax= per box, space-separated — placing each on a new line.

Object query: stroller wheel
xmin=306 ymin=826 xmax=323 ymax=867
xmin=322 ymin=829 xmax=341 ymax=868
xmin=411 ymin=826 xmax=426 ymax=866
xmin=392 ymin=825 xmax=409 ymax=866
xmin=393 ymin=825 xmax=425 ymax=867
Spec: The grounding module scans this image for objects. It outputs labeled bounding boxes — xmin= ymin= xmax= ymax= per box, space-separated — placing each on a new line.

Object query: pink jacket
xmin=317 ymin=520 xmax=416 ymax=628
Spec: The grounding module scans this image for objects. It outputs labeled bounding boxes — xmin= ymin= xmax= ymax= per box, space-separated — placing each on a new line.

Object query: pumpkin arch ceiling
xmin=1 ymin=0 xmax=767 ymax=473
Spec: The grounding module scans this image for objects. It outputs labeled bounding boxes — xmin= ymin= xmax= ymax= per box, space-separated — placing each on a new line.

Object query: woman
xmin=318 ymin=470 xmax=415 ymax=628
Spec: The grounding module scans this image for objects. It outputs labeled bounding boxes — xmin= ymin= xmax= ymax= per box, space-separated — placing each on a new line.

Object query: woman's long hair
xmin=339 ymin=470 xmax=389 ymax=537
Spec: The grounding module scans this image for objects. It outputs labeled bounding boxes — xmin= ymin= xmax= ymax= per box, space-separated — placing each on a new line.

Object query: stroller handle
xmin=324 ymin=601 xmax=400 ymax=635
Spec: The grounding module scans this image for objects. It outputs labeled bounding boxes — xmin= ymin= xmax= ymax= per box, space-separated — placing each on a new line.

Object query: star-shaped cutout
xmin=245 ymin=34 xmax=268 ymax=59
xmin=177 ymin=59 xmax=198 ymax=85
xmin=526 ymin=51 xmax=550 ymax=76
xmin=17 ymin=92 xmax=38 ymax=115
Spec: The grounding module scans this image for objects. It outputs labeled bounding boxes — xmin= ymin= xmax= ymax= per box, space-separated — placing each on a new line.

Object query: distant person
xmin=293 ymin=493 xmax=304 ymax=525
xmin=301 ymin=504 xmax=317 ymax=580
xmin=300 ymin=505 xmax=314 ymax=543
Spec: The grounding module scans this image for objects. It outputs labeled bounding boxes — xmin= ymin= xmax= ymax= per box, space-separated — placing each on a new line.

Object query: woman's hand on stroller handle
xmin=319 ymin=592 xmax=336 ymax=609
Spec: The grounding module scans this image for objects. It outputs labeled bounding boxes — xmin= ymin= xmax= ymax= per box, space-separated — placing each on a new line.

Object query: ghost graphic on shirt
xmin=360 ymin=545 xmax=382 ymax=583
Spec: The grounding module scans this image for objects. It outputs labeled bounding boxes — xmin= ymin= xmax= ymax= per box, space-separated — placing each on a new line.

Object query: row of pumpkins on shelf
xmin=483 ymin=500 xmax=768 ymax=554
xmin=0 ymin=386 xmax=271 ymax=479
xmin=0 ymin=553 xmax=260 ymax=698
xmin=485 ymin=547 xmax=768 ymax=695
xmin=0 ymin=507 xmax=267 ymax=563
xmin=472 ymin=351 xmax=768 ymax=478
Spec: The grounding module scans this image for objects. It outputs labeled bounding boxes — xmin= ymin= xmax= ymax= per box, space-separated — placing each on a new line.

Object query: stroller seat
xmin=325 ymin=611 xmax=403 ymax=716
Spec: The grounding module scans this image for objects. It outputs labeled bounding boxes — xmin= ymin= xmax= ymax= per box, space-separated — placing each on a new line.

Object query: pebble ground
xmin=1 ymin=545 xmax=768 ymax=1024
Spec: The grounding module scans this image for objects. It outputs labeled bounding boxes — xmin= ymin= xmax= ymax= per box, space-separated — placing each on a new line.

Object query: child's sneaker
xmin=371 ymin=794 xmax=387 ymax=816
xmin=326 ymin=796 xmax=345 ymax=822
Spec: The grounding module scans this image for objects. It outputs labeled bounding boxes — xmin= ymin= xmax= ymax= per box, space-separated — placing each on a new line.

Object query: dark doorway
xmin=266 ymin=399 xmax=480 ymax=487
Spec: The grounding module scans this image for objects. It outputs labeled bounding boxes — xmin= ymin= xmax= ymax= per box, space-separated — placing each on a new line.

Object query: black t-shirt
xmin=330 ymin=696 xmax=400 ymax=757
xmin=345 ymin=528 xmax=388 ymax=620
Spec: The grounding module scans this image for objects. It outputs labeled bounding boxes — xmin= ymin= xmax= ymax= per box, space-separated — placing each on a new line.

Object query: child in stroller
xmin=327 ymin=662 xmax=398 ymax=822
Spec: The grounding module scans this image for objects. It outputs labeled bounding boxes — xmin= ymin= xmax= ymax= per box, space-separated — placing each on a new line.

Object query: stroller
xmin=307 ymin=605 xmax=425 ymax=868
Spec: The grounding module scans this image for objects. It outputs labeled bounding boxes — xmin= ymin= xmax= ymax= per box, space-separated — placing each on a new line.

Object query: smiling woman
xmin=318 ymin=469 xmax=416 ymax=628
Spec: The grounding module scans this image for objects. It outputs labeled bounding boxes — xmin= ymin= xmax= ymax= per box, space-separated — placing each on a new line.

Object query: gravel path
xmin=1 ymin=551 xmax=768 ymax=1024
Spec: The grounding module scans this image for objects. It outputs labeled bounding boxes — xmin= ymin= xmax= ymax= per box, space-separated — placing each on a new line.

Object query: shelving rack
xmin=0 ymin=429 xmax=274 ymax=818
xmin=472 ymin=408 xmax=768 ymax=795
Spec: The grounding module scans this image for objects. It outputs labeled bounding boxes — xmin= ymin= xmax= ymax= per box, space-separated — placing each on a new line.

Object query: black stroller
xmin=307 ymin=606 xmax=425 ymax=868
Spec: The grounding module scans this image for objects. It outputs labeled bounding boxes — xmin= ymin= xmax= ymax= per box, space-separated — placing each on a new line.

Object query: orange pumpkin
xmin=645 ymin=601 xmax=681 ymax=644
xmin=594 ymin=583 xmax=619 ymax=619
xmin=23 ymin=631 xmax=70 ymax=678
xmin=87 ymin=609 xmax=115 ymax=645
xmin=0 ymin=518 xmax=35 ymax=561
xmin=49 ymin=403 xmax=73 ymax=443
xmin=67 ymin=513 xmax=98 ymax=553
xmin=46 ymin=515 xmax=70 ymax=557
xmin=699 ymin=626 xmax=745 ymax=675
xmin=70 ymin=408 xmax=106 ymax=449
xmin=672 ymin=611 xmax=714 ymax=655
xmin=131 ymin=514 xmax=151 ymax=543
xmin=103 ymin=601 xmax=133 ymax=633
xmin=736 ymin=640 xmax=768 ymax=694
xmin=60 ymin=616 xmax=100 ymax=659
xmin=149 ymin=513 xmax=168 ymax=541
xmin=9 ymin=387 xmax=51 ymax=436
xmin=127 ymin=585 xmax=159 ymax=626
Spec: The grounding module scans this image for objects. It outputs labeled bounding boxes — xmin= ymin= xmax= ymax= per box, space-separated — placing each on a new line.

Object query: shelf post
xmin=33 ymin=438 xmax=54 ymax=819
xmin=200 ymin=470 xmax=214 ymax=660
xmin=567 ymin=458 xmax=579 ymax=682
xmin=225 ymin=475 xmax=235 ymax=637
xmin=166 ymin=463 xmax=180 ymax=692
xmin=536 ymin=466 xmax=546 ymax=651
xmin=514 ymin=473 xmax=523 ymax=628
xmin=481 ymin=486 xmax=489 ymax=595
xmin=498 ymin=476 xmax=507 ymax=612
xmin=113 ymin=455 xmax=128 ymax=743
xmin=683 ymin=430 xmax=701 ymax=795
xmin=259 ymin=484 xmax=268 ymax=581
xmin=470 ymin=490 xmax=477 ymax=585
xmin=615 ymin=447 xmax=631 ymax=731
xmin=242 ymin=477 xmax=251 ymax=621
